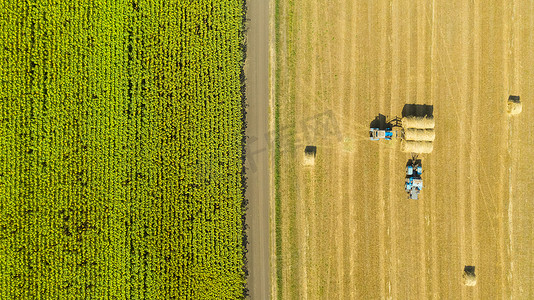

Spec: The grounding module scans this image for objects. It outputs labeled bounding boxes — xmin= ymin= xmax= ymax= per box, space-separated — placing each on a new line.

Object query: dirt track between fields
xmin=274 ymin=0 xmax=534 ymax=299
xmin=244 ymin=0 xmax=271 ymax=299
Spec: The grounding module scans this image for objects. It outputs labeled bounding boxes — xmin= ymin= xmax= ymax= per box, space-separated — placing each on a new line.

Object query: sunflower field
xmin=0 ymin=1 xmax=246 ymax=299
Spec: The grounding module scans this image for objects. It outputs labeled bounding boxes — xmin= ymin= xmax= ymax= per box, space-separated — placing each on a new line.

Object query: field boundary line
xmin=268 ymin=0 xmax=278 ymax=298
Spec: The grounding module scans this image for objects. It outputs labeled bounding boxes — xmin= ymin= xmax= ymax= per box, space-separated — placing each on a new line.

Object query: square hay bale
xmin=303 ymin=146 xmax=316 ymax=166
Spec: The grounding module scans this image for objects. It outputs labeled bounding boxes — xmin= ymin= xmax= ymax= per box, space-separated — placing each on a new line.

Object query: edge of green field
xmin=0 ymin=1 xmax=249 ymax=299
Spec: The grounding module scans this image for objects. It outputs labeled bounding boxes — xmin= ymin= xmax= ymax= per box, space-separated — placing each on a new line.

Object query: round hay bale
xmin=507 ymin=100 xmax=522 ymax=115
xmin=303 ymin=146 xmax=316 ymax=166
xmin=401 ymin=116 xmax=435 ymax=129
xmin=403 ymin=128 xmax=436 ymax=142
xmin=401 ymin=140 xmax=433 ymax=154
xmin=463 ymin=272 xmax=477 ymax=286
xmin=303 ymin=152 xmax=315 ymax=166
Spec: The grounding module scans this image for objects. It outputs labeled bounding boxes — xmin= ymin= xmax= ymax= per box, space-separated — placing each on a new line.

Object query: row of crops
xmin=0 ymin=1 xmax=246 ymax=299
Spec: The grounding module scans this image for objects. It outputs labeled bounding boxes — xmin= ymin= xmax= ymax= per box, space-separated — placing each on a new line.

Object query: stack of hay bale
xmin=400 ymin=116 xmax=435 ymax=153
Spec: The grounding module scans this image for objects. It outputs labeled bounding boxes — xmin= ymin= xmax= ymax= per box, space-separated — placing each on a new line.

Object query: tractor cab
xmin=405 ymin=156 xmax=423 ymax=200
xmin=405 ymin=177 xmax=423 ymax=200
xmin=369 ymin=128 xmax=395 ymax=141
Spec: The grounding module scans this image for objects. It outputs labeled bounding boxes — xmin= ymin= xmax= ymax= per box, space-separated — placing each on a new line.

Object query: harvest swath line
xmin=469 ymin=2 xmax=483 ymax=296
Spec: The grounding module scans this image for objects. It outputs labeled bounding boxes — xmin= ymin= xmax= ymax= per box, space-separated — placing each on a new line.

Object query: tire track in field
xmin=387 ymin=1 xmax=399 ymax=298
xmin=423 ymin=1 xmax=434 ymax=296
xmin=343 ymin=1 xmax=362 ymax=298
xmin=403 ymin=0 xmax=418 ymax=297
xmin=275 ymin=0 xmax=289 ymax=296
xmin=277 ymin=2 xmax=291 ymax=299
xmin=316 ymin=1 xmax=329 ymax=296
xmin=274 ymin=1 xmax=289 ymax=298
xmin=396 ymin=0 xmax=408 ymax=295
xmin=326 ymin=0 xmax=345 ymax=297
xmin=470 ymin=1 xmax=481 ymax=299
xmin=356 ymin=3 xmax=375 ymax=297
xmin=279 ymin=0 xmax=300 ymax=297
xmin=441 ymin=2 xmax=511 ymax=297
xmin=436 ymin=3 xmax=504 ymax=296
xmin=341 ymin=0 xmax=357 ymax=297
xmin=423 ymin=1 xmax=434 ymax=294
xmin=346 ymin=0 xmax=358 ymax=298
xmin=500 ymin=0 xmax=512 ymax=297
xmin=415 ymin=2 xmax=429 ymax=297
xmin=374 ymin=0 xmax=388 ymax=298
xmin=404 ymin=0 xmax=420 ymax=297
xmin=314 ymin=1 xmax=335 ymax=297
xmin=314 ymin=3 xmax=332 ymax=298
xmin=335 ymin=0 xmax=348 ymax=295
xmin=290 ymin=1 xmax=307 ymax=297
xmin=321 ymin=0 xmax=341 ymax=297
xmin=508 ymin=0 xmax=520 ymax=296
xmin=512 ymin=0 xmax=520 ymax=93
xmin=293 ymin=0 xmax=309 ymax=297
xmin=435 ymin=14 xmax=458 ymax=295
xmin=433 ymin=6 xmax=508 ymax=295
xmin=428 ymin=1 xmax=440 ymax=297
xmin=306 ymin=0 xmax=320 ymax=298
xmin=458 ymin=1 xmax=471 ymax=298
xmin=430 ymin=6 xmax=469 ymax=295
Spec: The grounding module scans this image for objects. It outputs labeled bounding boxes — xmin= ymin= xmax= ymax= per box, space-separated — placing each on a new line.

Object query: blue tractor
xmin=369 ymin=116 xmax=402 ymax=141
xmin=369 ymin=127 xmax=398 ymax=140
xmin=405 ymin=156 xmax=423 ymax=200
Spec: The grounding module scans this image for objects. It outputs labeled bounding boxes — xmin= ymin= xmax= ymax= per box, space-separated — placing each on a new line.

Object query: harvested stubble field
xmin=273 ymin=0 xmax=534 ymax=299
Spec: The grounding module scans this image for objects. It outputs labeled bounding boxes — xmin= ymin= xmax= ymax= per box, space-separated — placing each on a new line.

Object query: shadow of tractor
xmin=369 ymin=113 xmax=388 ymax=130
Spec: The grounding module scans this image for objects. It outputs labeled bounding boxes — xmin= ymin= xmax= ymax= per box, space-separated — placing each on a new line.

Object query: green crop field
xmin=0 ymin=1 xmax=246 ymax=299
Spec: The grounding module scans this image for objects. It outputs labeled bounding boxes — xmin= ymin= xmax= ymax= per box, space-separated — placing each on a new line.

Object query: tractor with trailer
xmin=369 ymin=107 xmax=434 ymax=199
